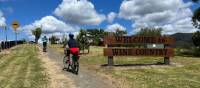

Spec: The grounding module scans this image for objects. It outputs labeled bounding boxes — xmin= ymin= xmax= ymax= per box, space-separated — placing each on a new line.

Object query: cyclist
xmin=42 ymin=36 xmax=48 ymax=52
xmin=64 ymin=33 xmax=79 ymax=63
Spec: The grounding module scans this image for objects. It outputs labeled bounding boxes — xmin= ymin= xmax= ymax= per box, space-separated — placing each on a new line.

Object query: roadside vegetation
xmin=0 ymin=44 xmax=48 ymax=88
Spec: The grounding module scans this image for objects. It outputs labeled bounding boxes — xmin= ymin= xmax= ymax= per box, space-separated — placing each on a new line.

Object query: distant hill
xmin=170 ymin=33 xmax=194 ymax=48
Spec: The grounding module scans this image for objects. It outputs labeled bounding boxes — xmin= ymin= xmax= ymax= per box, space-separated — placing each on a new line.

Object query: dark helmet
xmin=69 ymin=33 xmax=74 ymax=39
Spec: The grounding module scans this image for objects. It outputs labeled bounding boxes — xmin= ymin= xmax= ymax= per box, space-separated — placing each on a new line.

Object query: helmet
xmin=69 ymin=33 xmax=74 ymax=39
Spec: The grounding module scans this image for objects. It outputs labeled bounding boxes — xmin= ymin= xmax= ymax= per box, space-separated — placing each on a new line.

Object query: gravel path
xmin=44 ymin=47 xmax=114 ymax=88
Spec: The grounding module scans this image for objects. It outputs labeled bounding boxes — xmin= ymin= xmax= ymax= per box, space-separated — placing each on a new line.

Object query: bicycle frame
xmin=63 ymin=53 xmax=79 ymax=74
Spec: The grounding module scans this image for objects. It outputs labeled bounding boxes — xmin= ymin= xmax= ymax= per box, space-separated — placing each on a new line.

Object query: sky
xmin=0 ymin=0 xmax=199 ymax=41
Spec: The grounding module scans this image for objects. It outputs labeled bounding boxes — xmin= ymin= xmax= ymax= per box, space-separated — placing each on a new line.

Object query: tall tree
xmin=192 ymin=0 xmax=200 ymax=29
xmin=192 ymin=31 xmax=200 ymax=50
xmin=191 ymin=0 xmax=200 ymax=53
xmin=77 ymin=29 xmax=90 ymax=53
xmin=32 ymin=28 xmax=42 ymax=44
xmin=49 ymin=35 xmax=60 ymax=44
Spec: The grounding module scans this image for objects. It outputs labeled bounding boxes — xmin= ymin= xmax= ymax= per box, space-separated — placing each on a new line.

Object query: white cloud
xmin=119 ymin=0 xmax=195 ymax=34
xmin=21 ymin=16 xmax=79 ymax=40
xmin=106 ymin=23 xmax=126 ymax=32
xmin=0 ymin=10 xmax=6 ymax=26
xmin=107 ymin=12 xmax=117 ymax=23
xmin=54 ymin=0 xmax=106 ymax=25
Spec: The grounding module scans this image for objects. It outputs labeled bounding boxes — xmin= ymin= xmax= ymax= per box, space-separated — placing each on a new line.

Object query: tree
xmin=77 ymin=29 xmax=90 ymax=53
xmin=192 ymin=0 xmax=200 ymax=29
xmin=191 ymin=0 xmax=200 ymax=54
xmin=192 ymin=31 xmax=200 ymax=50
xmin=32 ymin=28 xmax=42 ymax=44
xmin=136 ymin=27 xmax=162 ymax=36
xmin=114 ymin=28 xmax=127 ymax=36
xmin=87 ymin=29 xmax=106 ymax=46
xmin=49 ymin=35 xmax=60 ymax=44
xmin=192 ymin=0 xmax=199 ymax=3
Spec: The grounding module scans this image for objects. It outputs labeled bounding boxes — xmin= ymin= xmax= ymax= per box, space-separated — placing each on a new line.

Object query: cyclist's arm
xmin=64 ymin=44 xmax=69 ymax=50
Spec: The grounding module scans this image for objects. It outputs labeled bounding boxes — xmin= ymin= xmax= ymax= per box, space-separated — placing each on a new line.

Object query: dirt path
xmin=40 ymin=46 xmax=114 ymax=88
xmin=38 ymin=47 xmax=76 ymax=88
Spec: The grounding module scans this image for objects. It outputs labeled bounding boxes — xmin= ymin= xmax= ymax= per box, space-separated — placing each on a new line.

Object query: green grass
xmin=0 ymin=44 xmax=48 ymax=88
xmin=50 ymin=44 xmax=200 ymax=88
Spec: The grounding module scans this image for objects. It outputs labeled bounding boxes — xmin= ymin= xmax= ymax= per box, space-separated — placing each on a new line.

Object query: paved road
xmin=45 ymin=47 xmax=114 ymax=88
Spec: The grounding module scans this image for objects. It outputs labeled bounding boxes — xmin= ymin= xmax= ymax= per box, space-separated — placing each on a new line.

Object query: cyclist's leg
xmin=43 ymin=42 xmax=45 ymax=51
xmin=72 ymin=54 xmax=79 ymax=74
xmin=44 ymin=42 xmax=47 ymax=51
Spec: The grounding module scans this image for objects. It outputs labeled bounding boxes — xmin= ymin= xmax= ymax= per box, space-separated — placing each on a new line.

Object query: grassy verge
xmin=0 ymin=44 xmax=48 ymax=88
xmin=50 ymin=44 xmax=200 ymax=88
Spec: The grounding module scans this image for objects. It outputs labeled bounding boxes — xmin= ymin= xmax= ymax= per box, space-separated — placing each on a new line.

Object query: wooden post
xmin=107 ymin=45 xmax=114 ymax=66
xmin=164 ymin=57 xmax=170 ymax=65
xmin=164 ymin=44 xmax=170 ymax=65
xmin=108 ymin=56 xmax=113 ymax=66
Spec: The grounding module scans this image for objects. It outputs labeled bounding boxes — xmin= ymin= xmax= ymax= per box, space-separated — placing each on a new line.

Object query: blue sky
xmin=0 ymin=0 xmax=198 ymax=41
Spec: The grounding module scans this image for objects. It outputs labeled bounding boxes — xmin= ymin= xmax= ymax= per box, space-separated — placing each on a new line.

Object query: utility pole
xmin=0 ymin=25 xmax=7 ymax=49
xmin=4 ymin=26 xmax=7 ymax=42
xmin=4 ymin=26 xmax=8 ymax=49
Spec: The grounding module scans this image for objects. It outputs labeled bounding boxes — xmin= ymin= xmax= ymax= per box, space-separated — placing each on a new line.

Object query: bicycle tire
xmin=72 ymin=56 xmax=79 ymax=74
xmin=74 ymin=61 xmax=79 ymax=74
xmin=63 ymin=56 xmax=70 ymax=71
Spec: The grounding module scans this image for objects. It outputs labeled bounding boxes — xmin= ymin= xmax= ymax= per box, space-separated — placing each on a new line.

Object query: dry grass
xmin=0 ymin=44 xmax=48 ymax=88
xmin=50 ymin=44 xmax=200 ymax=88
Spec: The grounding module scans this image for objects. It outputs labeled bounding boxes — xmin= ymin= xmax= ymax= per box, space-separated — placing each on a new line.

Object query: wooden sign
xmin=12 ymin=21 xmax=20 ymax=30
xmin=104 ymin=36 xmax=174 ymax=45
xmin=104 ymin=48 xmax=174 ymax=57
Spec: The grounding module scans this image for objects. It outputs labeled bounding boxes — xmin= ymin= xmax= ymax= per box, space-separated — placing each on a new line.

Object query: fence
xmin=0 ymin=41 xmax=25 ymax=51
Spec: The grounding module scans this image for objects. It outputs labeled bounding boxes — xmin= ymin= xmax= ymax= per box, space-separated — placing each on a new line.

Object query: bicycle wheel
xmin=63 ymin=56 xmax=69 ymax=71
xmin=74 ymin=61 xmax=79 ymax=74
xmin=72 ymin=55 xmax=79 ymax=74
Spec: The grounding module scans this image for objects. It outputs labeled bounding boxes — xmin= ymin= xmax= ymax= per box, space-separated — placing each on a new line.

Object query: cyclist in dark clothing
xmin=42 ymin=36 xmax=48 ymax=52
xmin=67 ymin=38 xmax=79 ymax=48
xmin=65 ymin=34 xmax=79 ymax=57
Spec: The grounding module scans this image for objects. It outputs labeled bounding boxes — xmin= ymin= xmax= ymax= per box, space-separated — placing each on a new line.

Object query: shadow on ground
xmin=101 ymin=62 xmax=168 ymax=67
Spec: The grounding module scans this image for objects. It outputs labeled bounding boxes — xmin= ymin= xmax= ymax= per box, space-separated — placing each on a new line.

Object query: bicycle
xmin=43 ymin=42 xmax=47 ymax=52
xmin=63 ymin=50 xmax=79 ymax=74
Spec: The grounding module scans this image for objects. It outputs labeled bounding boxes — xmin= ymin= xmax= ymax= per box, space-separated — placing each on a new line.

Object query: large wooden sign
xmin=104 ymin=48 xmax=174 ymax=57
xmin=104 ymin=35 xmax=174 ymax=66
xmin=104 ymin=36 xmax=174 ymax=45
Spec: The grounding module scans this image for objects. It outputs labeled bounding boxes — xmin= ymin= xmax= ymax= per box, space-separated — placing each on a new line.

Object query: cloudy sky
xmin=0 ymin=0 xmax=199 ymax=41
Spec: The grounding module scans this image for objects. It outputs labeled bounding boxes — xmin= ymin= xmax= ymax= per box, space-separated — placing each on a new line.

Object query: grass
xmin=50 ymin=44 xmax=200 ymax=88
xmin=0 ymin=44 xmax=48 ymax=88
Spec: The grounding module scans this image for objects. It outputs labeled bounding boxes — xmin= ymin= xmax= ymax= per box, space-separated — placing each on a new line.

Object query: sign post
xmin=12 ymin=21 xmax=20 ymax=45
xmin=104 ymin=35 xmax=174 ymax=66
